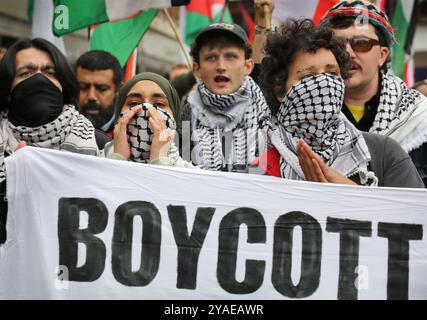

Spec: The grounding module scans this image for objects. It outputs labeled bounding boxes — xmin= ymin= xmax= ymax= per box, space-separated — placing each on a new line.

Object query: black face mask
xmin=8 ymin=73 xmax=64 ymax=127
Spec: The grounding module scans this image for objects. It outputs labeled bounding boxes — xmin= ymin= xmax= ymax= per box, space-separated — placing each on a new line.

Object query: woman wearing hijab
xmin=258 ymin=19 xmax=423 ymax=188
xmin=104 ymin=72 xmax=194 ymax=168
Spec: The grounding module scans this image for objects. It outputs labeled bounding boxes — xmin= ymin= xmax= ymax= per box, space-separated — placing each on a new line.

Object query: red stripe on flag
xmin=187 ymin=0 xmax=211 ymax=17
xmin=313 ymin=0 xmax=340 ymax=25
xmin=376 ymin=0 xmax=387 ymax=12
xmin=404 ymin=60 xmax=415 ymax=88
xmin=238 ymin=2 xmax=255 ymax=44
xmin=124 ymin=48 xmax=137 ymax=82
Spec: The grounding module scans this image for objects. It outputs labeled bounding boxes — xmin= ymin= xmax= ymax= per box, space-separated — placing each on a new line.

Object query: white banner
xmin=0 ymin=147 xmax=427 ymax=300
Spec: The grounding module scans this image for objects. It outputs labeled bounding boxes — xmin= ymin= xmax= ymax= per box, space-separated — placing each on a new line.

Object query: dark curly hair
xmin=320 ymin=15 xmax=391 ymax=72
xmin=258 ymin=19 xmax=351 ymax=115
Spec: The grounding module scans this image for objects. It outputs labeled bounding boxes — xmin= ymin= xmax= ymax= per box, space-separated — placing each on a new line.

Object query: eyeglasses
xmin=341 ymin=36 xmax=381 ymax=53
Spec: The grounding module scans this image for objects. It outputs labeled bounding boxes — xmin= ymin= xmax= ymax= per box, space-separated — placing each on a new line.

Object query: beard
xmin=80 ymin=100 xmax=115 ymax=130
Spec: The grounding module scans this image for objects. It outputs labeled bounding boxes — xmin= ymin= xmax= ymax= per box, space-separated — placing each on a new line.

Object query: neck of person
xmin=344 ymin=72 xmax=380 ymax=106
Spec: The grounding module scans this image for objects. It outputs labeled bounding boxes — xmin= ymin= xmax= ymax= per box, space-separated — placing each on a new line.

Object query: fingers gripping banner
xmin=0 ymin=147 xmax=426 ymax=299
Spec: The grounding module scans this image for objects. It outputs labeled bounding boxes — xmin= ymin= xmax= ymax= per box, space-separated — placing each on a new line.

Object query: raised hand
xmin=113 ymin=104 xmax=143 ymax=160
xmin=254 ymin=0 xmax=275 ymax=28
xmin=147 ymin=107 xmax=175 ymax=161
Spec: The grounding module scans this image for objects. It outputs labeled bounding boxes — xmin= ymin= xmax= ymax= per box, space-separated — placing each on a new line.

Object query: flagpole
xmin=219 ymin=0 xmax=229 ymax=23
xmin=162 ymin=8 xmax=192 ymax=70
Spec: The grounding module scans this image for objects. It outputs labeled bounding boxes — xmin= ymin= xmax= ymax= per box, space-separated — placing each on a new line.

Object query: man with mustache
xmin=75 ymin=50 xmax=123 ymax=139
xmin=320 ymin=1 xmax=427 ymax=186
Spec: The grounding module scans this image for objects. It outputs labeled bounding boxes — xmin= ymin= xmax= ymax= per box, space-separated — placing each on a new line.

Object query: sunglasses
xmin=341 ymin=36 xmax=381 ymax=53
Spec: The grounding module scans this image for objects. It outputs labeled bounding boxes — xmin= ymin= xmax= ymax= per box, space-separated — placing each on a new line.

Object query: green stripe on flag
xmin=185 ymin=12 xmax=211 ymax=45
xmin=185 ymin=5 xmax=233 ymax=46
xmin=213 ymin=6 xmax=233 ymax=24
xmin=53 ymin=0 xmax=108 ymax=36
xmin=90 ymin=9 xmax=158 ymax=67
xmin=391 ymin=0 xmax=410 ymax=79
xmin=27 ymin=0 xmax=34 ymax=22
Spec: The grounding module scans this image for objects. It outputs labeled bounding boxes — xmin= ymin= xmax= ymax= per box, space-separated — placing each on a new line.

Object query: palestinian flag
xmin=89 ymin=9 xmax=157 ymax=68
xmin=53 ymin=0 xmax=190 ymax=36
xmin=52 ymin=0 xmax=189 ymax=69
xmin=387 ymin=0 xmax=419 ymax=84
xmin=185 ymin=0 xmax=233 ymax=45
xmin=272 ymin=0 xmax=339 ymax=25
xmin=238 ymin=2 xmax=255 ymax=44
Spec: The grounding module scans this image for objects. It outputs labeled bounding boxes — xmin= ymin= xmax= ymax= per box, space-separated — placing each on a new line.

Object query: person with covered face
xmin=0 ymin=38 xmax=99 ymax=182
xmin=104 ymin=72 xmax=194 ymax=168
xmin=0 ymin=38 xmax=99 ymax=244
xmin=258 ymin=19 xmax=423 ymax=188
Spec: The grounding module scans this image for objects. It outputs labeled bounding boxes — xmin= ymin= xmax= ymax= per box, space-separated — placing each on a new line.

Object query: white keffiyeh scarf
xmin=126 ymin=103 xmax=179 ymax=165
xmin=270 ymin=74 xmax=377 ymax=185
xmin=188 ymin=76 xmax=273 ymax=172
xmin=369 ymin=72 xmax=427 ymax=153
xmin=0 ymin=104 xmax=98 ymax=181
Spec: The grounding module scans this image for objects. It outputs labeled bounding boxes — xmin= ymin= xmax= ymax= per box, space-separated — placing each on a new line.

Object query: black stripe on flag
xmin=171 ymin=0 xmax=191 ymax=7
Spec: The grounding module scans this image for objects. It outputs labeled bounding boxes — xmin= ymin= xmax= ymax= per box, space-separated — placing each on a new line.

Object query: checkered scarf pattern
xmin=127 ymin=103 xmax=178 ymax=164
xmin=271 ymin=74 xmax=376 ymax=184
xmin=369 ymin=72 xmax=427 ymax=150
xmin=188 ymin=76 xmax=272 ymax=171
xmin=321 ymin=0 xmax=397 ymax=46
xmin=0 ymin=104 xmax=98 ymax=181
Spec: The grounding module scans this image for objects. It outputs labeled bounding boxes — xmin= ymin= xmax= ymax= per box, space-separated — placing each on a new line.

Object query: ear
xmin=193 ymin=62 xmax=201 ymax=79
xmin=379 ymin=47 xmax=390 ymax=68
xmin=244 ymin=58 xmax=255 ymax=76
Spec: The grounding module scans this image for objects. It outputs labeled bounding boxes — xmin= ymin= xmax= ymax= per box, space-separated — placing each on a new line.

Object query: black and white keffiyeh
xmin=369 ymin=72 xmax=427 ymax=152
xmin=0 ymin=104 xmax=98 ymax=181
xmin=188 ymin=76 xmax=273 ymax=171
xmin=127 ymin=103 xmax=179 ymax=164
xmin=270 ymin=74 xmax=377 ymax=185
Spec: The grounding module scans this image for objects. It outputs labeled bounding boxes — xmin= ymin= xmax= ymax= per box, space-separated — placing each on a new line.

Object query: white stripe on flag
xmin=105 ymin=0 xmax=171 ymax=20
xmin=401 ymin=0 xmax=415 ymax=22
